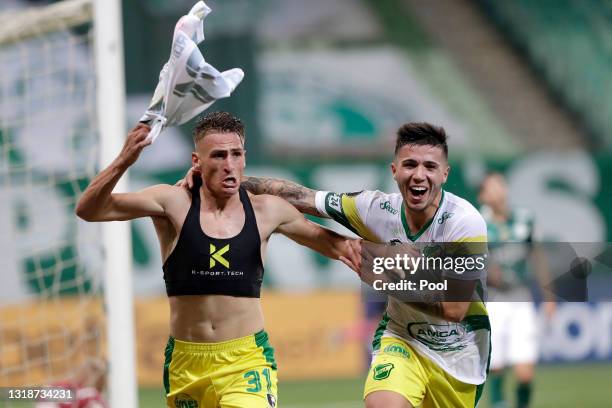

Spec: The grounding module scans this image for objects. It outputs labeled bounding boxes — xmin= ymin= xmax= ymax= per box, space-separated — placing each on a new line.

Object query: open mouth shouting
xmin=407 ymin=185 xmax=429 ymax=204
xmin=222 ymin=176 xmax=237 ymax=188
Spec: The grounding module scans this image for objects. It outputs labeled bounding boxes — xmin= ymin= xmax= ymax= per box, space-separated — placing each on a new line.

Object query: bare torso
xmin=152 ymin=185 xmax=277 ymax=343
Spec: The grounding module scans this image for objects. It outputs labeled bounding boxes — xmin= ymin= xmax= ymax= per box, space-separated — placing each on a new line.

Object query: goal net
xmin=0 ymin=0 xmax=130 ymax=404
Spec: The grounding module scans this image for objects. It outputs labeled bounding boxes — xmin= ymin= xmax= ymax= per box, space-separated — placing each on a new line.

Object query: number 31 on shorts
xmin=244 ymin=368 xmax=273 ymax=393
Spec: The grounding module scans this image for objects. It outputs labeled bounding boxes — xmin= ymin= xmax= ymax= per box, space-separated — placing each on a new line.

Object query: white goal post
xmin=0 ymin=1 xmax=136 ymax=407
xmin=92 ymin=0 xmax=137 ymax=406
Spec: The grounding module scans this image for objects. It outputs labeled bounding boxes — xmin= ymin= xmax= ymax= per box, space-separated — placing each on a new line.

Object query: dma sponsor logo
xmin=383 ymin=343 xmax=410 ymax=359
xmin=173 ymin=393 xmax=198 ymax=408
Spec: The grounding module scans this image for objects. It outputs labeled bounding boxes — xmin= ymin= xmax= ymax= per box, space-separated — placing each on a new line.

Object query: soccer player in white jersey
xmin=181 ymin=122 xmax=491 ymax=407
xmin=479 ymin=172 xmax=555 ymax=408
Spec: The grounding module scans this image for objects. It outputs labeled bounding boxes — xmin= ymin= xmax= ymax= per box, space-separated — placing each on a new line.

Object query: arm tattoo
xmin=241 ymin=176 xmax=324 ymax=217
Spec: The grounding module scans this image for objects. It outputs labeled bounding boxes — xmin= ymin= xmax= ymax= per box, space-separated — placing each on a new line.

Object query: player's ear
xmin=442 ymin=164 xmax=450 ymax=183
xmin=192 ymin=152 xmax=200 ymax=168
xmin=391 ymin=161 xmax=397 ymax=180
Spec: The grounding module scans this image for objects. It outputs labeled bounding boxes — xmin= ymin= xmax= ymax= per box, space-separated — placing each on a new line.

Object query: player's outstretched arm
xmin=267 ymin=195 xmax=361 ymax=271
xmin=75 ymin=124 xmax=167 ymax=222
xmin=241 ymin=176 xmax=323 ymax=217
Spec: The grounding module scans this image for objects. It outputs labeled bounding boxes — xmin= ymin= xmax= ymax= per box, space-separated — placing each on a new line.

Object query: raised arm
xmin=75 ymin=124 xmax=168 ymax=222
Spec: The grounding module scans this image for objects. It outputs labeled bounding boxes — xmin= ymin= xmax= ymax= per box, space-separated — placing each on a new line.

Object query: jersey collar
xmin=401 ymin=190 xmax=445 ymax=242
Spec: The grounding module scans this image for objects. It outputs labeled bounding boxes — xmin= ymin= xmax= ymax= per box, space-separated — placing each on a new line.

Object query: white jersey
xmin=316 ymin=189 xmax=490 ymax=384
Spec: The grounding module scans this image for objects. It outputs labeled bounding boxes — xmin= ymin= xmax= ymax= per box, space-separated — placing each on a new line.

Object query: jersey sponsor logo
xmin=326 ymin=193 xmax=343 ymax=213
xmin=437 ymin=211 xmax=454 ymax=224
xmin=407 ymin=323 xmax=468 ymax=352
xmin=191 ymin=269 xmax=244 ymax=278
xmin=209 ymin=243 xmax=230 ymax=268
xmin=383 ymin=343 xmax=410 ymax=359
xmin=379 ymin=200 xmax=398 ymax=215
xmin=174 ymin=393 xmax=198 ymax=408
xmin=372 ymin=363 xmax=394 ymax=380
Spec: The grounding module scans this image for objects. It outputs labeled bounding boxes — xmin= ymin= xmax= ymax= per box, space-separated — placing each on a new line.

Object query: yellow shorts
xmin=364 ymin=337 xmax=484 ymax=408
xmin=164 ymin=330 xmax=278 ymax=408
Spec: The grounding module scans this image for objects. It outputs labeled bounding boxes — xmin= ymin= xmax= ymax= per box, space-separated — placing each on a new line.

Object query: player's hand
xmin=339 ymin=239 xmax=362 ymax=275
xmin=117 ymin=123 xmax=151 ymax=168
xmin=175 ymin=165 xmax=201 ymax=189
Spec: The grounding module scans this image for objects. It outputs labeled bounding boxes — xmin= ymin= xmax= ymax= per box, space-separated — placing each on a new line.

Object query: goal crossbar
xmin=0 ymin=0 xmax=92 ymax=46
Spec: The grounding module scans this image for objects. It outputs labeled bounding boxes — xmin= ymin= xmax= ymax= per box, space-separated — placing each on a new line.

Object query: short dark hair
xmin=394 ymin=122 xmax=448 ymax=158
xmin=193 ymin=111 xmax=245 ymax=143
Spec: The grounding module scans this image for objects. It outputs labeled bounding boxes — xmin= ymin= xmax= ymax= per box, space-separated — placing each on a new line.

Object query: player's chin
xmin=211 ymin=182 xmax=239 ymax=197
xmin=220 ymin=185 xmax=239 ymax=196
xmin=405 ymin=195 xmax=430 ymax=212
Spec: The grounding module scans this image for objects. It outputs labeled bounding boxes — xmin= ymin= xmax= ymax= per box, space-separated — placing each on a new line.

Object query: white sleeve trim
xmin=315 ymin=191 xmax=330 ymax=217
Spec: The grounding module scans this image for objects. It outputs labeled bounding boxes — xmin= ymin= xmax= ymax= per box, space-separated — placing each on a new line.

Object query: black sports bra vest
xmin=163 ymin=181 xmax=264 ymax=297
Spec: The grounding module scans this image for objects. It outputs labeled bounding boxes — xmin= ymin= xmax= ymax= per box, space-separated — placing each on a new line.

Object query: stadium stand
xmin=403 ymin=0 xmax=584 ymax=151
xmin=365 ymin=0 xmax=520 ymax=158
xmin=480 ymin=0 xmax=612 ymax=150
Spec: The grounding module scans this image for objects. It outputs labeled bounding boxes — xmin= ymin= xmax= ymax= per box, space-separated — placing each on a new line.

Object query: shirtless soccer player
xmin=193 ymin=123 xmax=491 ymax=408
xmin=75 ymin=112 xmax=361 ymax=408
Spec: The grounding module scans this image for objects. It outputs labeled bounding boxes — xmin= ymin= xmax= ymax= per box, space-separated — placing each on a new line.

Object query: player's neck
xmin=199 ymin=184 xmax=242 ymax=214
xmin=492 ymin=204 xmax=509 ymax=222
xmin=405 ymin=189 xmax=442 ymax=234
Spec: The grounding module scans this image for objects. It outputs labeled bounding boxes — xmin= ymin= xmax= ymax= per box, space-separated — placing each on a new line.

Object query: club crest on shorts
xmin=174 ymin=393 xmax=198 ymax=408
xmin=372 ymin=363 xmax=394 ymax=380
xmin=267 ymin=393 xmax=277 ymax=407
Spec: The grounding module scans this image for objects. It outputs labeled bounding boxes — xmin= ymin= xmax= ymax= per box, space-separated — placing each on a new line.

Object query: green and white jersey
xmin=315 ymin=189 xmax=490 ymax=385
xmin=481 ymin=205 xmax=536 ymax=290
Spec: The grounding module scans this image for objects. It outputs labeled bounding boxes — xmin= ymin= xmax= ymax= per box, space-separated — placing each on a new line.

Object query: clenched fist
xmin=117 ymin=123 xmax=152 ymax=168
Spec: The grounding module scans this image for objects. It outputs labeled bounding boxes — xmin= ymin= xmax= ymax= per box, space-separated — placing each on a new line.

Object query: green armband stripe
xmin=324 ymin=193 xmax=360 ymax=235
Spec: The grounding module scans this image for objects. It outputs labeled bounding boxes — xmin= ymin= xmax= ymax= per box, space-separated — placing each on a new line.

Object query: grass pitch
xmin=139 ymin=362 xmax=612 ymax=407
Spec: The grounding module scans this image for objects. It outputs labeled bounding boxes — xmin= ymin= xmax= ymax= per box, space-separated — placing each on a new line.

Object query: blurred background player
xmin=478 ymin=172 xmax=556 ymax=408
